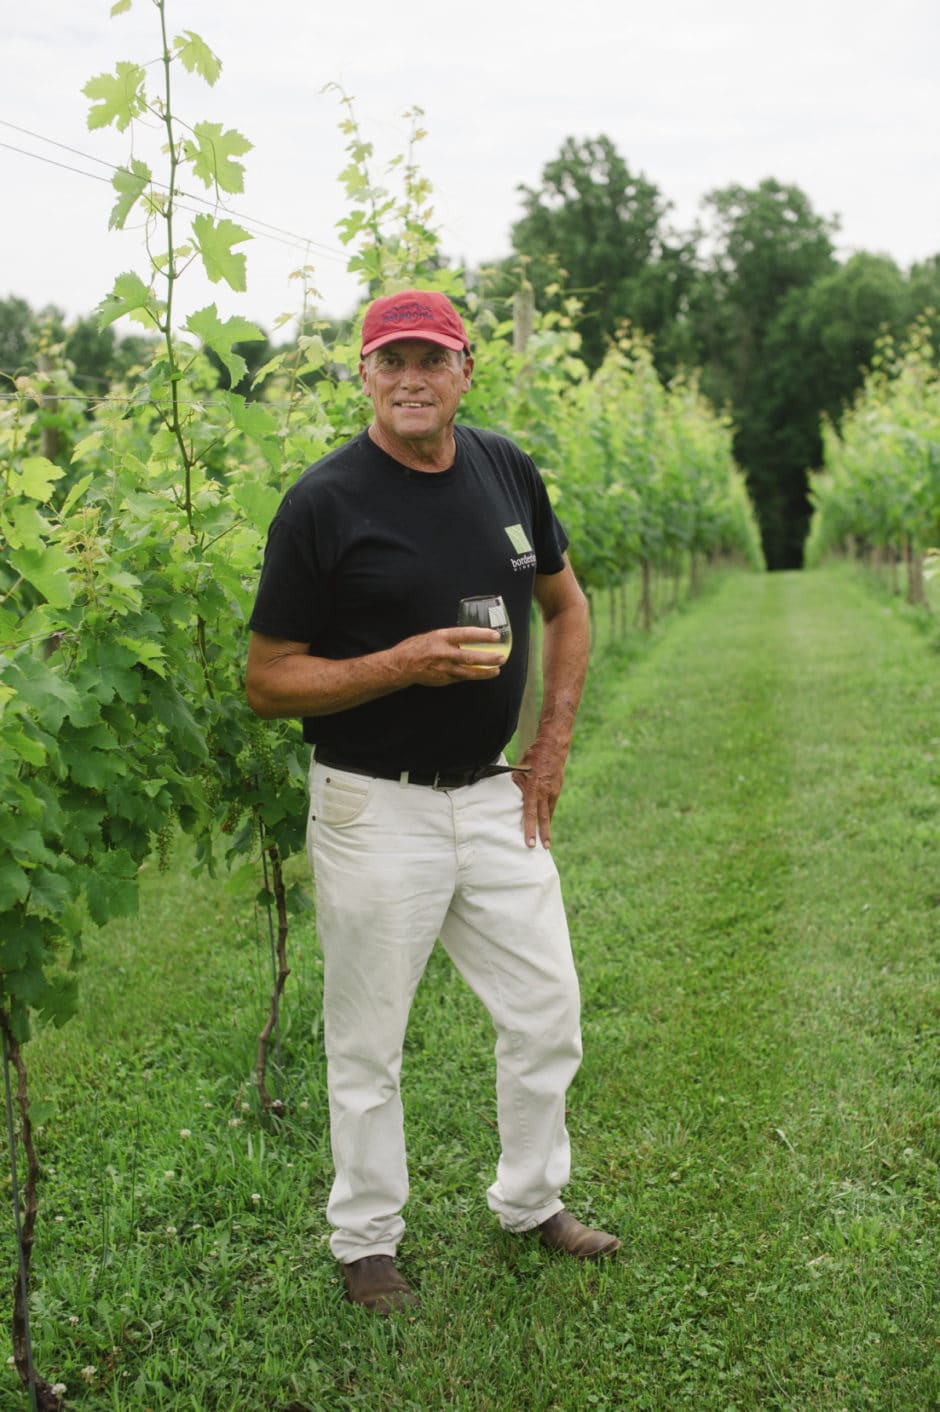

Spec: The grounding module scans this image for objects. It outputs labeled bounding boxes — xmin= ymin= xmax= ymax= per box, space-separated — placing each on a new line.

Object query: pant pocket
xmin=315 ymin=772 xmax=373 ymax=827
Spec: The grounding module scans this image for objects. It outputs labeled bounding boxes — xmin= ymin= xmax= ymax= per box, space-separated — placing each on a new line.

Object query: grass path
xmin=6 ymin=566 xmax=939 ymax=1410
xmin=558 ymin=567 xmax=938 ymax=1409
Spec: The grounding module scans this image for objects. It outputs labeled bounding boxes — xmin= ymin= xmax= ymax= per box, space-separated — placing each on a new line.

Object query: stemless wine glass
xmin=457 ymin=594 xmax=512 ymax=665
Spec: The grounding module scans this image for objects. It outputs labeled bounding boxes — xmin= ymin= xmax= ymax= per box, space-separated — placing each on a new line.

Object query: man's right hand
xmin=392 ymin=627 xmax=507 ymax=687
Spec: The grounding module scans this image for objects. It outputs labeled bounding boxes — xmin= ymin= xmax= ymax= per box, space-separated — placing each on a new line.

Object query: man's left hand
xmin=513 ymin=734 xmax=569 ymax=849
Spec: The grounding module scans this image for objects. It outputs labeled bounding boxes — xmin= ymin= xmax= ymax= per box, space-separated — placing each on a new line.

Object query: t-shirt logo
xmin=504 ymin=524 xmax=533 ymax=554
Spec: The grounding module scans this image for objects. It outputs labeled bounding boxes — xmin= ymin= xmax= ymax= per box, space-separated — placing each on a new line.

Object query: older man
xmin=246 ymin=289 xmax=619 ymax=1314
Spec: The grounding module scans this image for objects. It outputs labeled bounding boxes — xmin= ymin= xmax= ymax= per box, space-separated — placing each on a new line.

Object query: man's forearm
xmin=535 ymin=599 xmax=590 ymax=752
xmin=246 ymin=625 xmax=508 ymax=721
xmin=246 ymin=645 xmax=404 ymax=720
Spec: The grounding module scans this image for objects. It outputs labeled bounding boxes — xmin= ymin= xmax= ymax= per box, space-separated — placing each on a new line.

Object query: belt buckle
xmin=432 ymin=768 xmax=469 ymax=790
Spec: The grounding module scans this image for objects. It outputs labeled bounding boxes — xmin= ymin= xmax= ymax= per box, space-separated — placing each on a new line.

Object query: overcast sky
xmin=3 ymin=0 xmax=938 ymax=333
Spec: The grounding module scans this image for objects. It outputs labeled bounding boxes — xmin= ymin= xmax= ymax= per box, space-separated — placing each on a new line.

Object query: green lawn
xmin=3 ymin=566 xmax=938 ymax=1410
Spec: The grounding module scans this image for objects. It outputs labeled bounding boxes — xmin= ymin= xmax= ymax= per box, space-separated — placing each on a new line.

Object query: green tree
xmin=0 ymin=298 xmax=67 ymax=378
xmin=0 ymin=296 xmax=37 ymax=375
xmin=62 ymin=316 xmax=154 ymax=397
xmin=509 ymin=135 xmax=671 ymax=370
xmin=61 ymin=317 xmax=119 ymax=396
xmin=746 ymin=252 xmax=910 ymax=556
xmin=905 ymin=253 xmax=940 ymax=351
xmin=696 ymin=179 xmax=838 ymax=567
xmin=766 ymin=252 xmax=910 ymax=427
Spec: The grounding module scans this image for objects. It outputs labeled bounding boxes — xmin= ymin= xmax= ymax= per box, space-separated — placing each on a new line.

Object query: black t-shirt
xmin=248 ymin=425 xmax=569 ymax=772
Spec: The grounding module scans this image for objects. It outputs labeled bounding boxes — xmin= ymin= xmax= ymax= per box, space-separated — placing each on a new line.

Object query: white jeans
xmin=307 ymin=758 xmax=583 ymax=1264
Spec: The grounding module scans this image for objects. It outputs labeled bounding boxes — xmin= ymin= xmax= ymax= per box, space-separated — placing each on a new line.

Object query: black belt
xmin=314 ymin=748 xmax=528 ymax=790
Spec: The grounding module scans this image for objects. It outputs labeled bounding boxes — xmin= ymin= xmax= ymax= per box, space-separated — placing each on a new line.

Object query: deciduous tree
xmin=696 ymin=179 xmax=838 ymax=566
xmin=509 ymin=135 xmax=672 ymax=370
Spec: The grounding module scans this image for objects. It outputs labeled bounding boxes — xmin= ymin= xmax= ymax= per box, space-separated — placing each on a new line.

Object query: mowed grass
xmin=2 ymin=565 xmax=938 ymax=1410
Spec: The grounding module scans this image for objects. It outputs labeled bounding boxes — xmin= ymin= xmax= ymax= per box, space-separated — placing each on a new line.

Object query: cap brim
xmin=361 ymin=329 xmax=469 ymax=357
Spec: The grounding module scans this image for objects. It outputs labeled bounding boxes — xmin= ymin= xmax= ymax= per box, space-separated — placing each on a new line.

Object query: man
xmin=245 ymin=289 xmax=619 ymax=1315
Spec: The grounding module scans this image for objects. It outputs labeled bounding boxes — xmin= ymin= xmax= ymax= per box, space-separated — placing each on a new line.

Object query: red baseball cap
xmin=360 ymin=289 xmax=471 ymax=357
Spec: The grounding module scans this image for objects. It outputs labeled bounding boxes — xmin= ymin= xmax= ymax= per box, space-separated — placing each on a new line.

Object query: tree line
xmin=6 ymin=136 xmax=938 ymax=570
xmin=475 ymin=136 xmax=940 ymax=569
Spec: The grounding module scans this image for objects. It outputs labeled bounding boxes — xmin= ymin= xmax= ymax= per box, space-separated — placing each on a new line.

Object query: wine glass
xmin=457 ymin=594 xmax=512 ymax=665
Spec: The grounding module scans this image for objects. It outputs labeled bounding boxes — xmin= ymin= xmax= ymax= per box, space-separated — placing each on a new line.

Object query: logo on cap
xmin=383 ymin=299 xmax=436 ymax=328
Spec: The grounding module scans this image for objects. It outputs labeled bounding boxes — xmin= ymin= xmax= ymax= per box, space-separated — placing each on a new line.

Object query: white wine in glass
xmin=457 ymin=594 xmax=512 ymax=665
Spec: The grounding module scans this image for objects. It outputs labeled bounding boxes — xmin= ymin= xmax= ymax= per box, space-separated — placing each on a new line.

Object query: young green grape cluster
xmin=220 ymin=799 xmax=244 ymax=836
xmin=201 ymin=767 xmax=222 ymax=813
xmin=155 ymin=819 xmax=174 ymax=873
xmin=252 ymin=735 xmax=279 ymax=785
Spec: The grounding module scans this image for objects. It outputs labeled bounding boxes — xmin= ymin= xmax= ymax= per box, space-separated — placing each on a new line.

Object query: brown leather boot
xmin=342 ymin=1255 xmax=419 ymax=1314
xmin=537 ymin=1209 xmax=621 ymax=1260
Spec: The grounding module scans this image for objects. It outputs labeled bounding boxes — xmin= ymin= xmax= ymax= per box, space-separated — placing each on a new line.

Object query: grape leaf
xmin=8 ymin=544 xmax=75 ymax=609
xmin=83 ymin=62 xmax=147 ymax=132
xmin=115 ymin=635 xmax=167 ymax=678
xmin=96 ymin=272 xmax=160 ymax=331
xmin=186 ymin=305 xmax=263 ymax=385
xmin=2 ymin=500 xmax=49 ymax=551
xmin=4 ymin=726 xmax=47 ymax=768
xmin=59 ymin=798 xmax=107 ymax=856
xmin=16 ymin=457 xmax=65 ymax=503
xmin=191 ymin=215 xmax=251 ymax=291
xmin=174 ymin=30 xmax=222 ymax=85
xmin=184 ymin=122 xmax=251 ymax=194
xmin=221 ymin=391 xmax=278 ymax=442
xmin=12 ymin=656 xmax=79 ymax=716
xmin=0 ymin=915 xmax=45 ymax=971
xmin=149 ymin=681 xmax=207 ymax=761
xmin=0 ymin=818 xmax=56 ymax=868
xmin=232 ymin=478 xmax=282 ymax=534
xmin=84 ymin=856 xmax=139 ymax=926
xmin=39 ymin=974 xmax=79 ymax=1029
xmin=110 ymin=159 xmax=151 ymax=230
xmin=28 ymin=867 xmax=74 ymax=918
xmin=7 ymin=657 xmax=81 ymax=732
xmin=6 ymin=959 xmax=47 ymax=1006
xmin=0 ymin=858 xmax=30 ymax=911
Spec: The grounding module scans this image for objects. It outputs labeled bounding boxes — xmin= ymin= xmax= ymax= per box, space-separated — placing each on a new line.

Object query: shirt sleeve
xmin=527 ymin=458 xmax=569 ymax=573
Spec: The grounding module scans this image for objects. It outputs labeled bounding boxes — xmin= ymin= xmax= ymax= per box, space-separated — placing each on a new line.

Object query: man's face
xmin=360 ymin=340 xmax=473 ymax=445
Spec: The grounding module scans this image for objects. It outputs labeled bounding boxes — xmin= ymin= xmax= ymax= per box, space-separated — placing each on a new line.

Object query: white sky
xmin=3 ymin=0 xmax=938 ymax=334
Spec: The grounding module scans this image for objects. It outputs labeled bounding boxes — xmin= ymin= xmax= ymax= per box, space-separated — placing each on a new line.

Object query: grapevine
xmin=805 ymin=324 xmax=940 ymax=597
